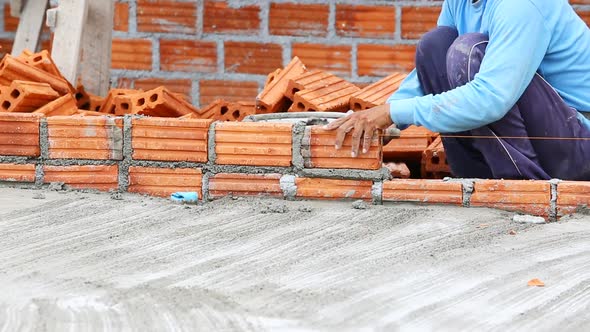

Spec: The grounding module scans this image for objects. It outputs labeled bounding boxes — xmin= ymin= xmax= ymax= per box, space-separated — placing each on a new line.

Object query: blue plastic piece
xmin=170 ymin=192 xmax=199 ymax=203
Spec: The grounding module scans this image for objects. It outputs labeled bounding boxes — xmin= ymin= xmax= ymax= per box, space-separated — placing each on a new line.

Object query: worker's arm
xmin=385 ymin=0 xmax=456 ymax=111
xmin=326 ymin=1 xmax=550 ymax=156
xmin=389 ymin=1 xmax=550 ymax=133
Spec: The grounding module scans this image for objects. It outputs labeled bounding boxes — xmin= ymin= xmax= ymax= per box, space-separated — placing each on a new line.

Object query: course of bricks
xmin=2 ymin=106 xmax=590 ymax=221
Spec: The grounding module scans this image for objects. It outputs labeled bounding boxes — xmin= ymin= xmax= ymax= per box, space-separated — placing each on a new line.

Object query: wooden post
xmin=11 ymin=0 xmax=49 ymax=56
xmin=79 ymin=0 xmax=114 ymax=96
xmin=49 ymin=0 xmax=89 ymax=85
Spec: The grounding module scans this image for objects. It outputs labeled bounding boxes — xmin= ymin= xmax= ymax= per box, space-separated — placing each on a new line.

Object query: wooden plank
xmin=79 ymin=0 xmax=114 ymax=96
xmin=12 ymin=0 xmax=49 ymax=56
xmin=50 ymin=0 xmax=89 ymax=85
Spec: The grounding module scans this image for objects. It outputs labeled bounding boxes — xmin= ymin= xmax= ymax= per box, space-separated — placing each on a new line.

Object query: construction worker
xmin=326 ymin=0 xmax=590 ymax=180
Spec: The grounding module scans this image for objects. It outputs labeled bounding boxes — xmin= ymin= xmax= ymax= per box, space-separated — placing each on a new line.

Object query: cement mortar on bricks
xmin=118 ymin=116 xmax=134 ymax=191
xmin=291 ymin=122 xmax=306 ymax=170
xmin=372 ymin=181 xmax=383 ymax=205
xmin=39 ymin=118 xmax=49 ymax=159
xmin=280 ymin=174 xmax=297 ymax=200
xmin=207 ymin=121 xmax=217 ymax=165
xmin=549 ymin=179 xmax=560 ymax=222
xmin=298 ymin=167 xmax=390 ymax=181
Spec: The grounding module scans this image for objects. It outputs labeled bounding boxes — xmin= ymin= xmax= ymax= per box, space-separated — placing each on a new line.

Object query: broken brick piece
xmin=47 ymin=116 xmax=123 ymax=160
xmin=75 ymin=84 xmax=103 ymax=112
xmin=132 ymin=117 xmax=212 ymax=162
xmin=43 ymin=165 xmax=119 ymax=191
xmin=33 ymin=93 xmax=78 ymax=116
xmin=208 ymin=173 xmax=283 ymax=198
xmin=302 ymin=126 xmax=382 ymax=170
xmin=221 ymin=101 xmax=256 ymax=121
xmin=1 ymin=80 xmax=60 ymax=113
xmin=256 ymin=56 xmax=307 ymax=114
xmin=382 ymin=179 xmax=463 ymax=205
xmin=0 ymin=54 xmax=74 ymax=95
xmin=0 ymin=112 xmax=41 ymax=156
xmin=349 ymin=73 xmax=407 ymax=111
xmin=556 ymin=181 xmax=590 ymax=216
xmin=470 ymin=180 xmax=551 ymax=217
xmin=384 ymin=125 xmax=437 ymax=162
xmin=0 ymin=163 xmax=36 ymax=182
xmin=421 ymin=135 xmax=451 ymax=178
xmin=215 ymin=122 xmax=293 ymax=167
xmin=295 ymin=177 xmax=373 ymax=201
xmin=128 ymin=167 xmax=203 ymax=198
xmin=134 ymin=86 xmax=199 ymax=117
xmin=100 ymin=88 xmax=141 ymax=114
xmin=195 ymin=99 xmax=228 ymax=120
xmin=384 ymin=162 xmax=411 ymax=179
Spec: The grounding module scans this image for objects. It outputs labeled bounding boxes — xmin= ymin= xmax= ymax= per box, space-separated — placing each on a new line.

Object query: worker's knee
xmin=416 ymin=26 xmax=458 ymax=67
xmin=446 ymin=33 xmax=489 ymax=87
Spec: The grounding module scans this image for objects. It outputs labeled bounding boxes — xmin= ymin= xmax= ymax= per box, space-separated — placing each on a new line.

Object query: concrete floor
xmin=0 ymin=186 xmax=589 ymax=331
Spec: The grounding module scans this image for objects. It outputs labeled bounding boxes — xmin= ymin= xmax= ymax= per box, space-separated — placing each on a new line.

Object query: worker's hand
xmin=324 ymin=104 xmax=394 ymax=157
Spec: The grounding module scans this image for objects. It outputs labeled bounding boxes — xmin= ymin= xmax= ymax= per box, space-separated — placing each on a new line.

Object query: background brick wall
xmin=0 ymin=0 xmax=588 ymax=108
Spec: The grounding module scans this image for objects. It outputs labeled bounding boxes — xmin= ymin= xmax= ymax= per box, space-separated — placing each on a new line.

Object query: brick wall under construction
xmin=0 ymin=0 xmax=588 ymax=108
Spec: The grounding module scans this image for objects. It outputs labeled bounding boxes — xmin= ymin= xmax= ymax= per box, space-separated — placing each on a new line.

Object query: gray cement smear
xmin=39 ymin=117 xmax=49 ymax=160
xmin=1 ymin=186 xmax=589 ymax=331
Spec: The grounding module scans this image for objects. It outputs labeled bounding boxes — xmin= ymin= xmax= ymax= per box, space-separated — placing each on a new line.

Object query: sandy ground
xmin=0 ymin=185 xmax=589 ymax=331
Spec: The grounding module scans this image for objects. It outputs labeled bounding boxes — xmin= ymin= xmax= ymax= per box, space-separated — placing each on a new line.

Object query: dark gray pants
xmin=416 ymin=26 xmax=590 ymax=180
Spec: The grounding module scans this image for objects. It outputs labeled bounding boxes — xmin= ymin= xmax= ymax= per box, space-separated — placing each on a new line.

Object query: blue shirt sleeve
xmin=386 ymin=0 xmax=455 ymax=121
xmin=388 ymin=1 xmax=551 ymax=133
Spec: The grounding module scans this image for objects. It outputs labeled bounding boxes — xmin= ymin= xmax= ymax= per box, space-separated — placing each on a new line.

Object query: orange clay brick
xmin=115 ymin=87 xmax=198 ymax=117
xmin=18 ymin=50 xmax=69 ymax=87
xmin=47 ymin=116 xmax=123 ymax=160
xmin=137 ymin=0 xmax=197 ymax=34
xmin=160 ymin=39 xmax=217 ymax=73
xmin=303 ymin=126 xmax=382 ymax=170
xmin=556 ymin=181 xmax=590 ymax=216
xmin=195 ymin=99 xmax=228 ymax=120
xmin=0 ymin=55 xmax=73 ymax=95
xmin=350 ymin=73 xmax=407 ymax=111
xmin=256 ymin=56 xmax=307 ymax=114
xmin=220 ymin=101 xmax=256 ymax=122
xmin=33 ymin=94 xmax=78 ymax=116
xmin=76 ymin=110 xmax=107 ymax=117
xmin=470 ymin=180 xmax=551 ymax=217
xmin=208 ymin=173 xmax=283 ymax=198
xmin=336 ymin=4 xmax=396 ymax=39
xmin=384 ymin=125 xmax=437 ymax=162
xmin=215 ymin=122 xmax=293 ymax=167
xmin=292 ymin=43 xmax=351 ymax=77
xmin=269 ymin=3 xmax=329 ymax=37
xmin=114 ymin=2 xmax=129 ymax=32
xmin=132 ymin=117 xmax=212 ymax=162
xmin=43 ymin=165 xmax=119 ymax=191
xmin=0 ymin=112 xmax=41 ymax=156
xmin=111 ymin=39 xmax=153 ymax=71
xmin=0 ymin=80 xmax=59 ymax=112
xmin=382 ymin=179 xmax=462 ymax=205
xmin=357 ymin=44 xmax=416 ymax=76
xmin=128 ymin=167 xmax=202 ymax=198
xmin=100 ymin=88 xmax=141 ymax=114
xmin=199 ymin=80 xmax=259 ymax=107
xmin=401 ymin=6 xmax=441 ymax=39
xmin=225 ymin=41 xmax=283 ymax=75
xmin=133 ymin=78 xmax=192 ymax=100
xmin=289 ymin=76 xmax=359 ymax=113
xmin=295 ymin=178 xmax=373 ymax=201
xmin=204 ymin=0 xmax=259 ymax=34
xmin=0 ymin=163 xmax=36 ymax=182
xmin=285 ymin=70 xmax=343 ymax=100
xmin=421 ymin=136 xmax=451 ymax=178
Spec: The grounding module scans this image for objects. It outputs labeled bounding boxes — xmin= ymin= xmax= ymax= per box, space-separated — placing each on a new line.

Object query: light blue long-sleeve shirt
xmin=387 ymin=0 xmax=590 ymax=133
